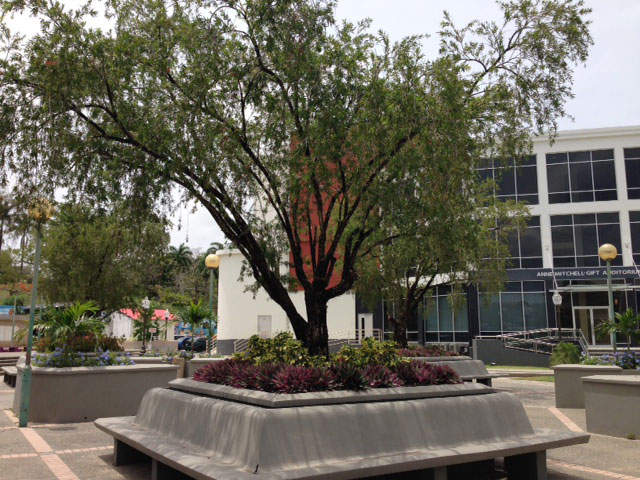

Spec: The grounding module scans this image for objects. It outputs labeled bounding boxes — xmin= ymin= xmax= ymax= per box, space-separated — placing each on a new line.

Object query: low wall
xmin=584 ymin=375 xmax=640 ymax=438
xmin=553 ymin=364 xmax=623 ymax=408
xmin=13 ymin=364 xmax=178 ymax=423
xmin=473 ymin=338 xmax=550 ymax=367
xmin=122 ymin=340 xmax=178 ymax=353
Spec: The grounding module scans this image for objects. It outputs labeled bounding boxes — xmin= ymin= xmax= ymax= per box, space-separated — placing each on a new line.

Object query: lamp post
xmin=164 ymin=310 xmax=170 ymax=341
xmin=552 ymin=291 xmax=562 ymax=341
xmin=140 ymin=297 xmax=151 ymax=354
xmin=205 ymin=253 xmax=220 ymax=353
xmin=598 ymin=243 xmax=618 ymax=352
xmin=19 ymin=198 xmax=54 ymax=427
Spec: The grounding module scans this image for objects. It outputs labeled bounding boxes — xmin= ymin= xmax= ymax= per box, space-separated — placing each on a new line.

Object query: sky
xmin=6 ymin=1 xmax=640 ymax=251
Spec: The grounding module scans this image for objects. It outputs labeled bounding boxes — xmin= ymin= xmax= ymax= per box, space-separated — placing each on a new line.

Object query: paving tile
xmin=0 ymin=457 xmax=57 ymax=480
xmin=36 ymin=423 xmax=113 ymax=452
xmin=0 ymin=429 xmax=35 ymax=454
xmin=62 ymin=451 xmax=152 ymax=480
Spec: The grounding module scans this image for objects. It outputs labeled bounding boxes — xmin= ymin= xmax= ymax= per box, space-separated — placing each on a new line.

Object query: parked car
xmin=178 ymin=336 xmax=208 ymax=352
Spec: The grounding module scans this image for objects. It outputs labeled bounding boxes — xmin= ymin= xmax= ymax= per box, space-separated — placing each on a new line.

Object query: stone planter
xmin=553 ymin=364 xmax=624 ymax=408
xmin=129 ymin=356 xmax=170 ymax=365
xmin=406 ymin=355 xmax=472 ymax=362
xmin=13 ymin=364 xmax=178 ymax=423
xmin=583 ymin=374 xmax=640 ymax=438
xmin=96 ymin=378 xmax=588 ymax=479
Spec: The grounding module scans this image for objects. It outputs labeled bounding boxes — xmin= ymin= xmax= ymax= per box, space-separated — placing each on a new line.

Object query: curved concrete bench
xmin=96 ymin=378 xmax=588 ymax=480
xmin=427 ymin=359 xmax=504 ymax=386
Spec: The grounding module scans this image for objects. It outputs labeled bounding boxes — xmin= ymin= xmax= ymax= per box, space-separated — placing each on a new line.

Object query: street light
xmin=552 ymin=291 xmax=562 ymax=341
xmin=19 ymin=198 xmax=54 ymax=428
xmin=164 ymin=310 xmax=170 ymax=341
xmin=598 ymin=243 xmax=618 ymax=352
xmin=141 ymin=297 xmax=151 ymax=354
xmin=205 ymin=253 xmax=220 ymax=353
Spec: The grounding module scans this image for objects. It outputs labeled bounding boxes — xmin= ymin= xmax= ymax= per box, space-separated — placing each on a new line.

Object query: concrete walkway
xmin=1 ymin=374 xmax=639 ymax=479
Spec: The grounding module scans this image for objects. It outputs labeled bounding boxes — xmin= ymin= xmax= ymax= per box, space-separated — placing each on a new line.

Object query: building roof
xmin=119 ymin=309 xmax=176 ymax=322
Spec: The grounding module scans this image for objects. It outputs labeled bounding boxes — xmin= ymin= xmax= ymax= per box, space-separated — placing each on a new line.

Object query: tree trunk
xmin=304 ymin=292 xmax=329 ymax=357
xmin=392 ymin=318 xmax=408 ymax=348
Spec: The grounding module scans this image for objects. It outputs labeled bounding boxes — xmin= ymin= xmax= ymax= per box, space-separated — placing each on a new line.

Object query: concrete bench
xmin=1 ymin=366 xmax=17 ymax=388
xmin=97 ymin=379 xmax=588 ymax=480
xmin=431 ymin=359 xmax=505 ymax=387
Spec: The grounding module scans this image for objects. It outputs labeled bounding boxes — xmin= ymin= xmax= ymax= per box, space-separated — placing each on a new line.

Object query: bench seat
xmin=96 ymin=380 xmax=588 ymax=480
xmin=1 ymin=366 xmax=17 ymax=388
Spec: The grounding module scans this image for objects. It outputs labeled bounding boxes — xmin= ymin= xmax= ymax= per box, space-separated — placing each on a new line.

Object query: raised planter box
xmin=406 ymin=355 xmax=472 ymax=362
xmin=96 ymin=378 xmax=588 ymax=479
xmin=13 ymin=364 xmax=178 ymax=423
xmin=583 ymin=374 xmax=640 ymax=438
xmin=553 ymin=364 xmax=625 ymax=408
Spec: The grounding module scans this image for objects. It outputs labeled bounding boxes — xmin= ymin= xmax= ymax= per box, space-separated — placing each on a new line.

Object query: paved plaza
xmin=1 ymin=375 xmax=639 ymax=480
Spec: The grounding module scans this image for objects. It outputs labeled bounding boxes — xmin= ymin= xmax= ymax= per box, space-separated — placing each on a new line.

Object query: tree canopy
xmin=0 ymin=0 xmax=591 ymax=354
xmin=40 ymin=202 xmax=170 ymax=311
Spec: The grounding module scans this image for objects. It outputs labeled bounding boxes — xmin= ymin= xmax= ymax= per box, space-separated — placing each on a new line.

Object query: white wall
xmin=216 ymin=249 xmax=355 ymax=340
xmin=108 ymin=312 xmax=133 ymax=339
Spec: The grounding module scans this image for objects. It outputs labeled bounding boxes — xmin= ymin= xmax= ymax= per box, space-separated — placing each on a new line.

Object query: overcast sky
xmin=7 ymin=1 xmax=640 ymax=250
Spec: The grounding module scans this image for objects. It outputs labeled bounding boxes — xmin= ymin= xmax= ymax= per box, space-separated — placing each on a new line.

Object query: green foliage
xmin=35 ymin=333 xmax=123 ymax=353
xmin=0 ymin=0 xmax=592 ymax=354
xmin=235 ymin=332 xmax=326 ymax=367
xmin=179 ymin=299 xmax=212 ymax=352
xmin=33 ymin=349 xmax=134 ymax=368
xmin=334 ymin=338 xmax=402 ymax=368
xmin=549 ymin=342 xmax=581 ymax=366
xmin=39 ymin=202 xmax=169 ymax=311
xmin=596 ymin=309 xmax=640 ymax=352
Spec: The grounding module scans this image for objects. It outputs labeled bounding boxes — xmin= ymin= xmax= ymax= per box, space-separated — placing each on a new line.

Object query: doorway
xmin=257 ymin=315 xmax=272 ymax=339
xmin=573 ymin=307 xmax=610 ymax=346
xmin=356 ymin=313 xmax=373 ymax=341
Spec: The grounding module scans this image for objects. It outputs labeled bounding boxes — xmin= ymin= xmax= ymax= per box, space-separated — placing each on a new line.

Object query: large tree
xmin=0 ymin=0 xmax=591 ymax=354
xmin=40 ymin=202 xmax=170 ymax=311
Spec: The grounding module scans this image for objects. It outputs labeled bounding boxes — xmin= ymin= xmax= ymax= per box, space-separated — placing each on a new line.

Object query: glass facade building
xmin=379 ymin=126 xmax=640 ymax=348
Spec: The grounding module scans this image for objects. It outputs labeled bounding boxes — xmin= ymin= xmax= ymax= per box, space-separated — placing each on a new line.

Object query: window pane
xmin=547 ymin=164 xmax=570 ymax=192
xmin=597 ymin=212 xmax=619 ymax=224
xmin=507 ymin=231 xmax=520 ymax=259
xmin=573 ymin=213 xmax=596 ymax=225
xmin=570 ymin=162 xmax=593 ymax=191
xmin=593 ymin=161 xmax=617 ymax=190
xmin=425 ymin=301 xmax=438 ymax=332
xmin=454 ymin=301 xmax=468 ymax=332
xmin=501 ymin=293 xmax=524 ymax=331
xmin=592 ymin=149 xmax=614 ymax=160
xmin=546 ymin=152 xmax=567 ymax=164
xmin=624 ymin=147 xmax=640 ymax=159
xmin=520 ymin=227 xmax=542 ymax=257
xmin=551 ymin=215 xmax=572 ymax=226
xmin=552 ymin=226 xmax=574 ymax=256
xmin=521 ymin=257 xmax=543 ymax=268
xmin=628 ymin=189 xmax=640 ymax=200
xmin=497 ymin=169 xmax=516 ymax=197
xmin=524 ymin=293 xmax=547 ymax=329
xmin=594 ymin=190 xmax=617 ymax=201
xmin=520 ymin=155 xmax=537 ymax=166
xmin=549 ymin=192 xmax=571 ymax=204
xmin=523 ymin=281 xmax=545 ymax=292
xmin=438 ymin=296 xmax=453 ymax=331
xmin=516 ymin=166 xmax=538 ymax=194
xmin=571 ymin=191 xmax=594 ymax=202
xmin=625 ymin=159 xmax=640 ymax=189
xmin=479 ymin=294 xmax=501 ymax=332
xmin=576 ymin=256 xmax=599 ymax=267
xmin=518 ymin=194 xmax=539 ymax=204
xmin=569 ymin=151 xmax=591 ymax=162
xmin=554 ymin=256 xmax=575 ymax=268
xmin=574 ymin=225 xmax=598 ymax=256
xmin=629 ymin=211 xmax=640 ymax=223
xmin=597 ymin=224 xmax=621 ymax=251
xmin=631 ymin=222 xmax=640 ymax=253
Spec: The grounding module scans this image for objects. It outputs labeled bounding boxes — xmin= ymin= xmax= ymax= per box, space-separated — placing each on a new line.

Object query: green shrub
xmin=234 ymin=332 xmax=326 ymax=367
xmin=549 ymin=342 xmax=581 ymax=366
xmin=334 ymin=338 xmax=402 ymax=368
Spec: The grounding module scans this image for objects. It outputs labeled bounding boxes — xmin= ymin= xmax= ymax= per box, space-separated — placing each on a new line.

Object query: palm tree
xmin=206 ymin=242 xmax=224 ymax=255
xmin=16 ymin=301 xmax=104 ymax=351
xmin=597 ymin=308 xmax=640 ymax=352
xmin=180 ymin=299 xmax=212 ymax=354
xmin=169 ymin=243 xmax=193 ymax=271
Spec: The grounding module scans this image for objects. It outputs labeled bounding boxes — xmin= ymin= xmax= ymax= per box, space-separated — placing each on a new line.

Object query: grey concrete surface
xmin=474 ymin=339 xmax=551 ymax=367
xmin=13 ymin=364 xmax=179 ymax=423
xmin=583 ymin=374 xmax=640 ymax=438
xmin=553 ymin=364 xmax=623 ymax=408
xmin=1 ymin=373 xmax=640 ymax=480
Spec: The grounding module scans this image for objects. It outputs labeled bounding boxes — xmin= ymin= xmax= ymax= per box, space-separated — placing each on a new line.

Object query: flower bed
xmin=398 ymin=346 xmax=460 ymax=357
xmin=32 ymin=349 xmax=135 ymax=368
xmin=193 ymin=358 xmax=460 ymax=394
xmin=585 ymin=352 xmax=640 ymax=370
